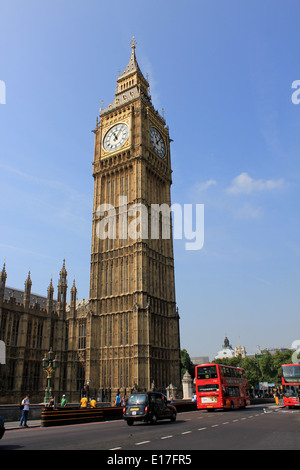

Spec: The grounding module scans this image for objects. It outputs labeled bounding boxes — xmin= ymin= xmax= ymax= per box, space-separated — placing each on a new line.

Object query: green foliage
xmin=215 ymin=350 xmax=293 ymax=389
xmin=180 ymin=349 xmax=195 ymax=379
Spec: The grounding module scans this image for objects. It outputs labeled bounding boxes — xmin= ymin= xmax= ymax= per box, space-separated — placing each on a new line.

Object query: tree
xmin=180 ymin=349 xmax=195 ymax=379
xmin=215 ymin=350 xmax=293 ymax=390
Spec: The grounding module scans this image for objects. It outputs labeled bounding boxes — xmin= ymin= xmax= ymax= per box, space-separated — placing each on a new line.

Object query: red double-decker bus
xmin=281 ymin=364 xmax=300 ymax=408
xmin=195 ymin=363 xmax=250 ymax=411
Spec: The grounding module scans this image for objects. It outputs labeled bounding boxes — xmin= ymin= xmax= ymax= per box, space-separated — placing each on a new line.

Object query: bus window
xmin=197 ymin=365 xmax=218 ymax=380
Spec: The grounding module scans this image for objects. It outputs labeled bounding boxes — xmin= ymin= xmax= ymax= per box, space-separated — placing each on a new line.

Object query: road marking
xmin=198 ymin=427 xmax=207 ymax=431
xmin=233 ymin=419 xmax=239 ymax=422
xmin=109 ymin=447 xmax=122 ymax=450
xmin=181 ymin=431 xmax=192 ymax=435
xmin=136 ymin=441 xmax=150 ymax=446
xmin=211 ymin=424 xmax=219 ymax=427
xmin=222 ymin=422 xmax=229 ymax=425
xmin=161 ymin=435 xmax=173 ymax=440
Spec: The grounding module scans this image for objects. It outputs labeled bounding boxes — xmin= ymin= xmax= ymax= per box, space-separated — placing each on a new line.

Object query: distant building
xmin=214 ymin=335 xmax=247 ymax=360
xmin=215 ymin=335 xmax=236 ymax=360
xmin=191 ymin=356 xmax=209 ymax=366
xmin=235 ymin=343 xmax=246 ymax=358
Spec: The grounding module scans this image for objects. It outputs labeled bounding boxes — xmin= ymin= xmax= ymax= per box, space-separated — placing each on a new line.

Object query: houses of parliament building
xmin=0 ymin=39 xmax=182 ymax=404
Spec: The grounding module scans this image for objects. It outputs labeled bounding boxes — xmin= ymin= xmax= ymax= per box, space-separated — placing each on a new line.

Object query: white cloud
xmin=234 ymin=203 xmax=263 ymax=220
xmin=196 ymin=179 xmax=217 ymax=191
xmin=227 ymin=172 xmax=285 ymax=194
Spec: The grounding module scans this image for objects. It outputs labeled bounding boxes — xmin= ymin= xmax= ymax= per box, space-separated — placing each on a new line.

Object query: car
xmin=0 ymin=417 xmax=5 ymax=440
xmin=123 ymin=392 xmax=177 ymax=426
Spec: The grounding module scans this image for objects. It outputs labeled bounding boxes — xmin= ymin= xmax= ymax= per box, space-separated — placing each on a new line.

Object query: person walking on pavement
xmin=61 ymin=394 xmax=67 ymax=407
xmin=114 ymin=394 xmax=121 ymax=407
xmin=19 ymin=395 xmax=30 ymax=427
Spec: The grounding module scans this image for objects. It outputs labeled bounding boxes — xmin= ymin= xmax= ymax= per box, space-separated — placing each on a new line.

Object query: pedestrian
xmin=114 ymin=394 xmax=121 ymax=407
xmin=47 ymin=396 xmax=55 ymax=408
xmin=61 ymin=394 xmax=67 ymax=407
xmin=90 ymin=397 xmax=97 ymax=408
xmin=80 ymin=394 xmax=88 ymax=409
xmin=19 ymin=395 xmax=30 ymax=427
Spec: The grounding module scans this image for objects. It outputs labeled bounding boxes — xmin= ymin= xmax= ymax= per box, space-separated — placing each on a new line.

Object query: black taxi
xmin=123 ymin=392 xmax=177 ymax=426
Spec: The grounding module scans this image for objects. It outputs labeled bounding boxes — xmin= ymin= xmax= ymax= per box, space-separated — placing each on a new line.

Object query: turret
xmin=0 ymin=263 xmax=7 ymax=303
xmin=23 ymin=271 xmax=32 ymax=310
xmin=57 ymin=259 xmax=68 ymax=317
xmin=47 ymin=278 xmax=54 ymax=313
xmin=70 ymin=278 xmax=77 ymax=317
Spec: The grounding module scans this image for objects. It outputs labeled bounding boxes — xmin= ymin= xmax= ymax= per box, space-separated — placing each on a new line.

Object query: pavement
xmin=4 ymin=419 xmax=41 ymax=430
xmin=3 ymin=403 xmax=282 ymax=431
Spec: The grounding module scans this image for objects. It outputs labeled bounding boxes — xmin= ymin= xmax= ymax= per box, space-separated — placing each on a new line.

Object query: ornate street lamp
xmin=42 ymin=348 xmax=59 ymax=404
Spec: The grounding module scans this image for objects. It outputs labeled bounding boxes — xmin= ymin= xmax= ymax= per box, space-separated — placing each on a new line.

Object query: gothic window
xmin=26 ymin=321 xmax=32 ymax=348
xmin=64 ymin=323 xmax=69 ymax=350
xmin=76 ymin=363 xmax=85 ymax=391
xmin=11 ymin=317 xmax=20 ymax=346
xmin=32 ymin=362 xmax=40 ymax=391
xmin=120 ymin=259 xmax=124 ymax=293
xmin=36 ymin=322 xmax=43 ymax=349
xmin=78 ymin=322 xmax=86 ymax=350
xmin=7 ymin=360 xmax=15 ymax=390
xmin=0 ymin=312 xmax=7 ymax=341
xmin=105 ymin=263 xmax=109 ymax=297
xmin=125 ymin=257 xmax=129 ymax=292
xmin=110 ymin=262 xmax=113 ymax=295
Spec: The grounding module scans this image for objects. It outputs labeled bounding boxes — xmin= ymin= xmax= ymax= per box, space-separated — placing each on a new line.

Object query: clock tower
xmin=89 ymin=38 xmax=181 ymax=398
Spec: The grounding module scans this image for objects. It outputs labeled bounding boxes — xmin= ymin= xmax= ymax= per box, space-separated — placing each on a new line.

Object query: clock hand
xmin=114 ymin=128 xmax=123 ymax=141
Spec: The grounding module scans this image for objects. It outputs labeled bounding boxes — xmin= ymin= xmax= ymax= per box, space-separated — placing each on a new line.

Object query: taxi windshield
xmin=127 ymin=394 xmax=148 ymax=405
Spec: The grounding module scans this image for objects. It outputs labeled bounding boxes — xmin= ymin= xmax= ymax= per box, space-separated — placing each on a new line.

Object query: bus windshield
xmin=197 ymin=365 xmax=218 ymax=380
xmin=282 ymin=365 xmax=300 ymax=383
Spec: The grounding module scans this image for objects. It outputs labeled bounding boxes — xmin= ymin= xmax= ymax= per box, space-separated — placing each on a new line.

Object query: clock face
xmin=103 ymin=123 xmax=129 ymax=152
xmin=150 ymin=127 xmax=166 ymax=158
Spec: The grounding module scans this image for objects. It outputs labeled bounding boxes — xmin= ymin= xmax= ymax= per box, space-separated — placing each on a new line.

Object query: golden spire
xmin=131 ymin=36 xmax=137 ymax=50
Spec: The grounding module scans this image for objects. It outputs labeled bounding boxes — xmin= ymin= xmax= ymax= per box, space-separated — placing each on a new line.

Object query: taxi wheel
xmin=150 ymin=414 xmax=158 ymax=424
xmin=127 ymin=419 xmax=134 ymax=426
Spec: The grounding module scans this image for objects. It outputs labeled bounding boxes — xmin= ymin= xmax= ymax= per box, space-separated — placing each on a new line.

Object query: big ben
xmin=89 ymin=38 xmax=181 ymax=399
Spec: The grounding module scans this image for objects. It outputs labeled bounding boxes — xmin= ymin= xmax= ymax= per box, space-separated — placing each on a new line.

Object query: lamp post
xmin=42 ymin=348 xmax=59 ymax=404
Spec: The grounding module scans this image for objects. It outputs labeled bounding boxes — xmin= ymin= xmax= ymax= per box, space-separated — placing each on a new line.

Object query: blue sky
xmin=0 ymin=0 xmax=299 ymax=359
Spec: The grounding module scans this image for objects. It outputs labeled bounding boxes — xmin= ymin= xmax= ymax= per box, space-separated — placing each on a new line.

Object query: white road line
xmin=233 ymin=419 xmax=239 ymax=422
xmin=211 ymin=424 xmax=219 ymax=427
xmin=198 ymin=427 xmax=207 ymax=431
xmin=136 ymin=440 xmax=150 ymax=446
xmin=161 ymin=435 xmax=173 ymax=440
xmin=181 ymin=431 xmax=192 ymax=435
xmin=109 ymin=447 xmax=122 ymax=450
xmin=222 ymin=422 xmax=229 ymax=425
